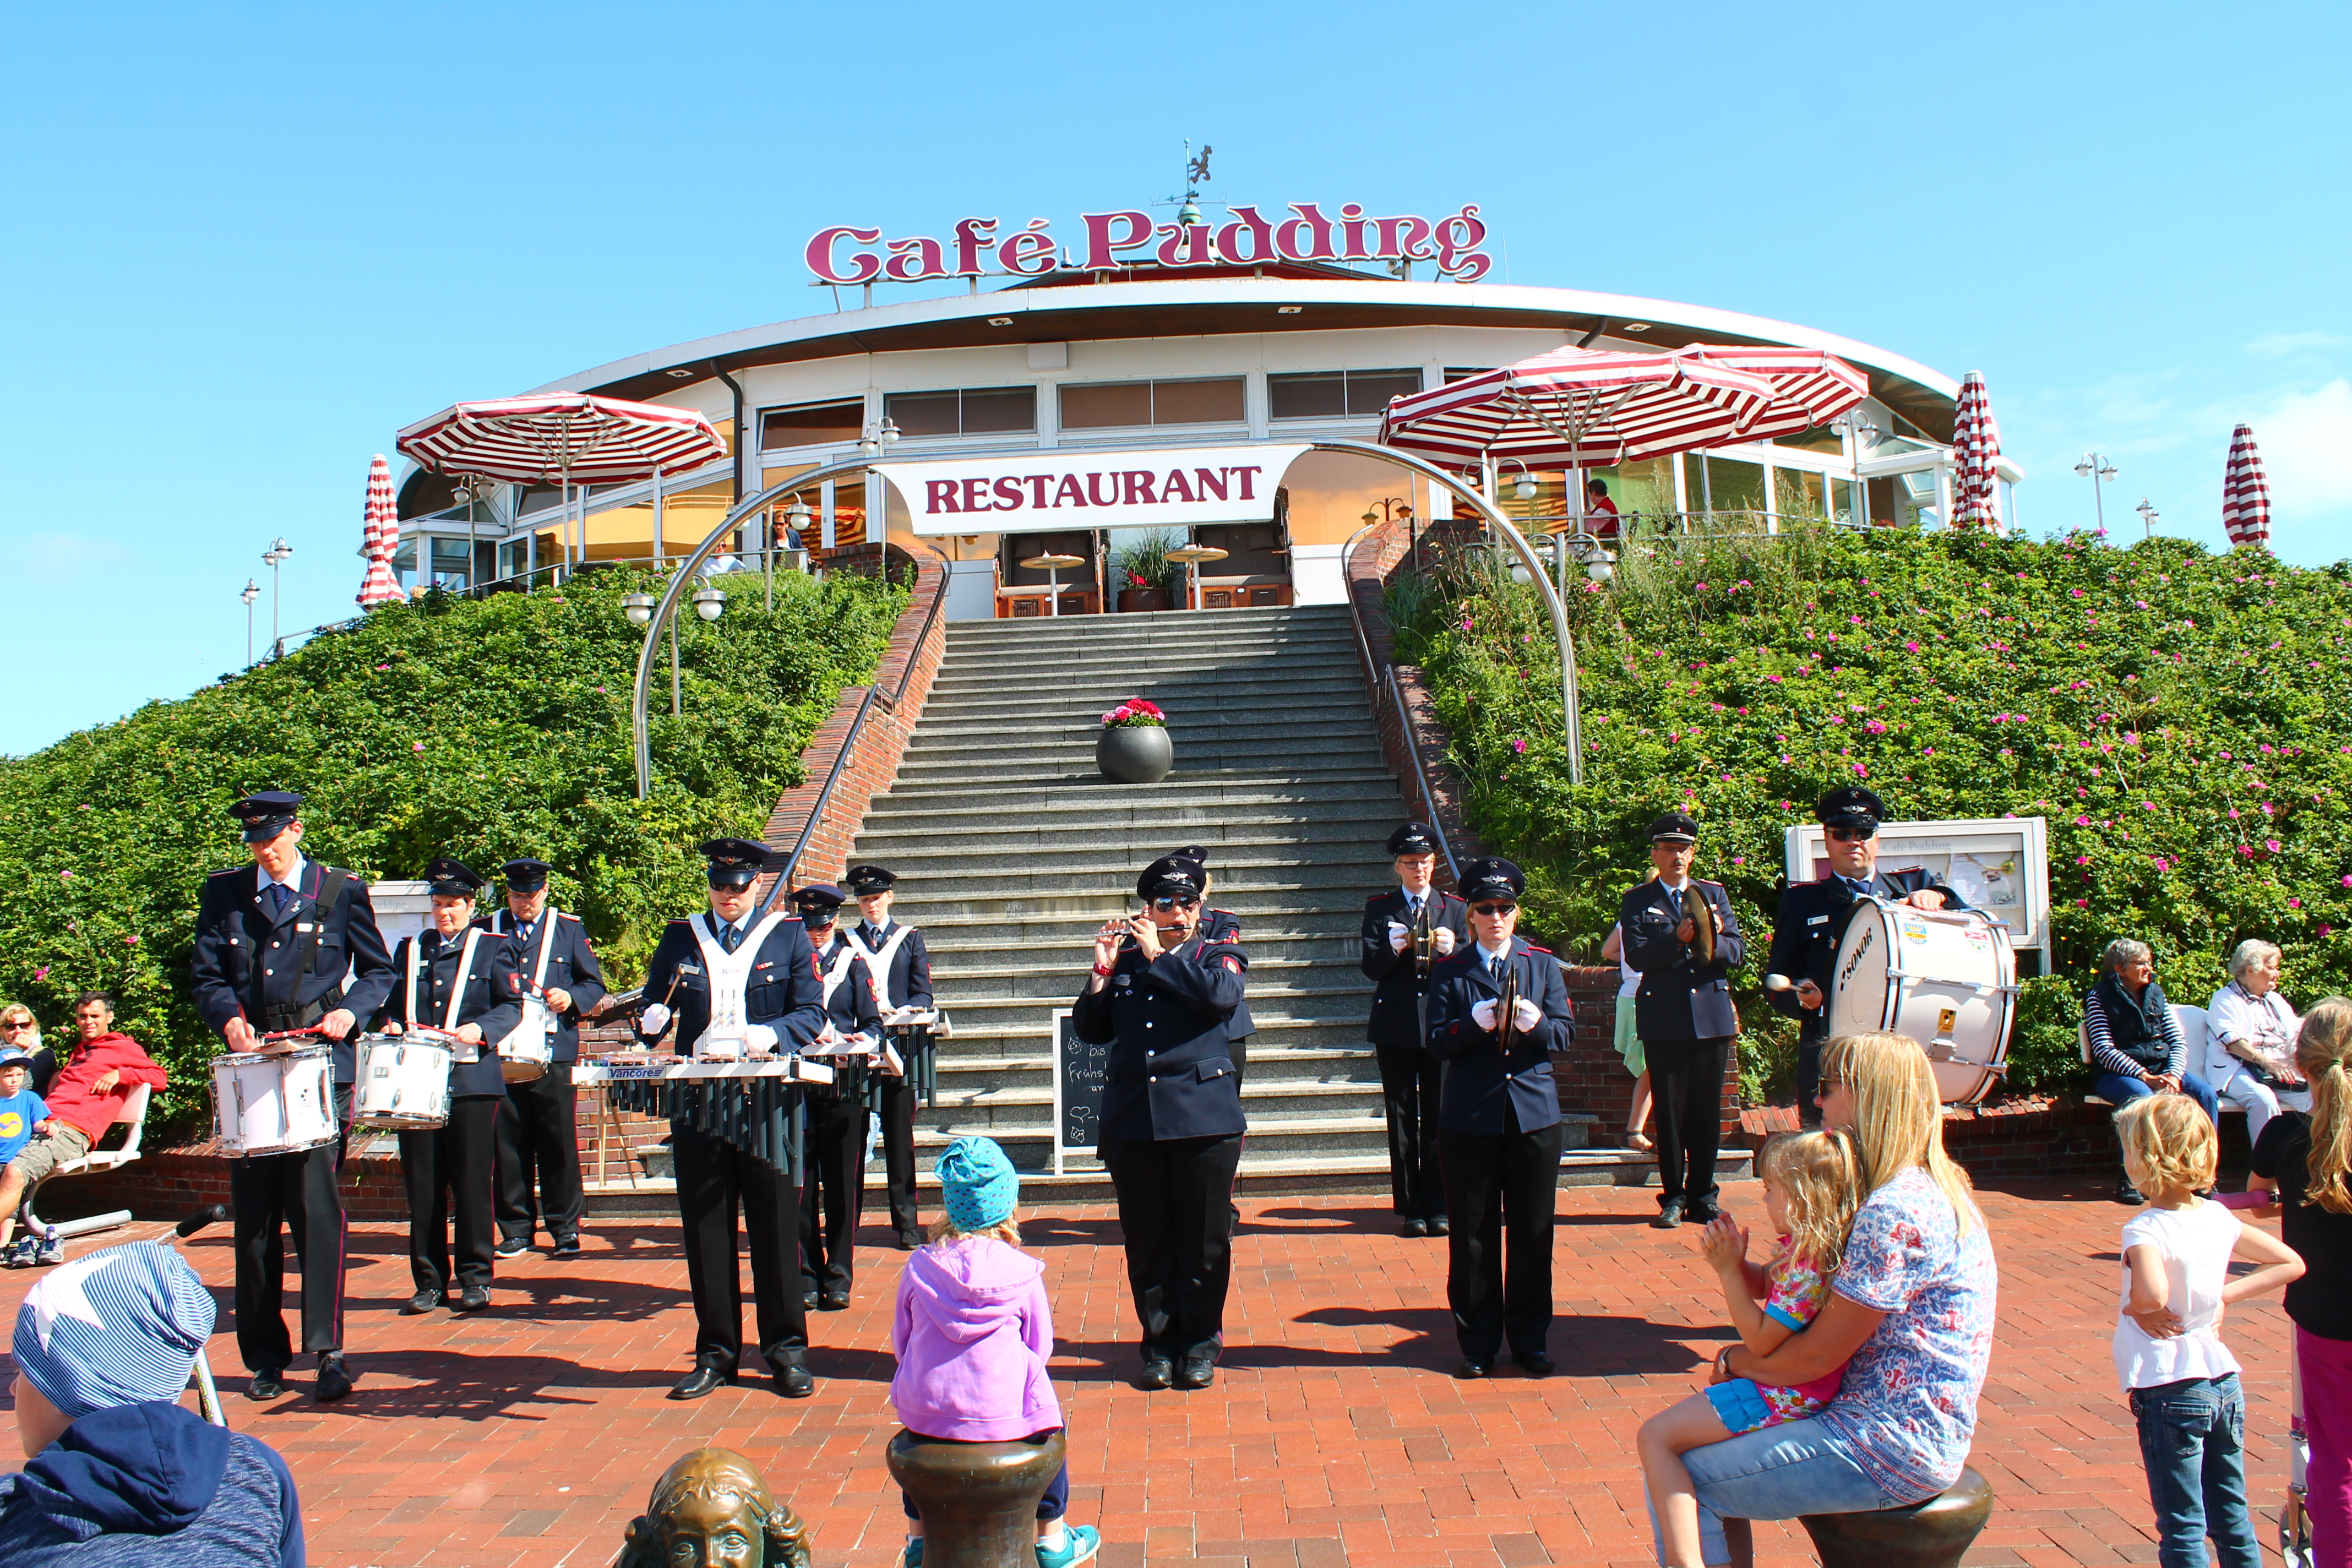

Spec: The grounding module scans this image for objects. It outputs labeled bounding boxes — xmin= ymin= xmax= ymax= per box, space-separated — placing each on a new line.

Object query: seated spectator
xmin=2205 ymin=939 xmax=2309 ymax=1147
xmin=1586 ymin=478 xmax=1622 ymax=540
xmin=0 ymin=1047 xmax=50 ymax=1267
xmin=0 ymin=1003 xmax=55 ymax=1096
xmin=0 ymin=993 xmax=168 ymax=1266
xmin=1 ymin=1240 xmax=306 ymax=1565
xmin=2087 ymin=939 xmax=2218 ymax=1205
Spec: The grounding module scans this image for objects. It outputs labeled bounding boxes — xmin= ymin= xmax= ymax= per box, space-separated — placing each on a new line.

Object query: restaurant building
xmin=391 ymin=204 xmax=2019 ymax=616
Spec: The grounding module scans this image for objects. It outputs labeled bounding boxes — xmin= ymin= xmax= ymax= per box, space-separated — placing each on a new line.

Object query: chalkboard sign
xmin=1050 ymin=1006 xmax=1107 ymax=1173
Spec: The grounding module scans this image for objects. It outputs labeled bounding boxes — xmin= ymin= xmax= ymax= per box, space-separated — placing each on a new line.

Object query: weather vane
xmin=1172 ymin=139 xmax=1213 ymax=226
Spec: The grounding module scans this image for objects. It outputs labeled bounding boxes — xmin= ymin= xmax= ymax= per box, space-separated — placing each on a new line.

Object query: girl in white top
xmin=2111 ymin=1093 xmax=2302 ymax=1568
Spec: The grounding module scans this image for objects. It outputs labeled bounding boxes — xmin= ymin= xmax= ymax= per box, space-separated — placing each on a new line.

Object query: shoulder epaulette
xmin=557 ymin=911 xmax=582 ymax=923
xmin=208 ymin=867 xmax=244 ymax=881
xmin=1366 ymin=892 xmax=1385 ymax=903
xmin=1523 ymin=943 xmax=1554 ymax=956
xmin=665 ymin=918 xmax=694 ymax=929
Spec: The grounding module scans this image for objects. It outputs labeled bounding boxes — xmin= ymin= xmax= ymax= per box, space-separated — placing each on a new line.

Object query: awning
xmin=880 ymin=444 xmax=1310 ymax=536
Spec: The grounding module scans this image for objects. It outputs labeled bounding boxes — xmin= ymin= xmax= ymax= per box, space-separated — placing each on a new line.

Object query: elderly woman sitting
xmin=2204 ymin=938 xmax=2309 ymax=1146
xmin=2086 ymin=938 xmax=2219 ymax=1204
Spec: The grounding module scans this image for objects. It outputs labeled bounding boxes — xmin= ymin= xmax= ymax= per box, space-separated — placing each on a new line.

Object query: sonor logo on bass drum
xmin=1838 ymin=923 xmax=1876 ymax=988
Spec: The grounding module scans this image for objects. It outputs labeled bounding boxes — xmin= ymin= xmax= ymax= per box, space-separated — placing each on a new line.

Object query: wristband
xmin=1093 ymin=962 xmax=1115 ymax=978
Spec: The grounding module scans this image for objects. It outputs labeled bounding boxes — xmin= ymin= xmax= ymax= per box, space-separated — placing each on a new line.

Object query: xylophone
xmin=573 ymin=1054 xmax=837 ymax=1182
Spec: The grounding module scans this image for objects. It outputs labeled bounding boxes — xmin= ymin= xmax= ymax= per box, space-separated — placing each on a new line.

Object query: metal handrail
xmin=1341 ymin=519 xmax=1459 ymax=883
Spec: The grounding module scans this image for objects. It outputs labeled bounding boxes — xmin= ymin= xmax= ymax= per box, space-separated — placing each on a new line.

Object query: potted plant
xmin=1096 ymin=697 xmax=1172 ymax=783
xmin=1112 ymin=530 xmax=1182 ymax=612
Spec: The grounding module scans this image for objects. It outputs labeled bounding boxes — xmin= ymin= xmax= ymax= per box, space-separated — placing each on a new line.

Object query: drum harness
xmin=846 ymin=922 xmax=936 ymax=1107
xmin=256 ymin=868 xmax=357 ymax=1035
xmin=404 ymin=928 xmax=488 ymax=1056
xmin=492 ymin=910 xmax=560 ymax=1059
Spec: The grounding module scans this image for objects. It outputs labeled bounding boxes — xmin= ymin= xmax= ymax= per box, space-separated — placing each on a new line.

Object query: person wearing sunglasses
xmin=1425 ymin=857 xmax=1574 ymax=1380
xmin=1075 ymin=854 xmax=1249 ymax=1393
xmin=792 ymin=882 xmax=880 ymax=1312
xmin=1763 ymin=786 xmax=1970 ymax=1126
xmin=0 ymin=1007 xmax=52 ymax=1099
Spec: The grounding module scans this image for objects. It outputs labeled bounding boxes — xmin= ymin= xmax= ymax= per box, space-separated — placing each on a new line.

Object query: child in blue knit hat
xmin=890 ymin=1137 xmax=1098 ymax=1568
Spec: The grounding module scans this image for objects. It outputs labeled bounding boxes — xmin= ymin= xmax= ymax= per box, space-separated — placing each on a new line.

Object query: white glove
xmin=745 ymin=1023 xmax=780 ymax=1056
xmin=1511 ymin=997 xmax=1544 ymax=1032
xmin=1432 ymin=927 xmax=1457 ymax=956
xmin=1471 ymin=999 xmax=1500 ymax=1031
xmin=638 ymin=1002 xmax=672 ymax=1038
xmin=1388 ymin=922 xmax=1411 ymax=953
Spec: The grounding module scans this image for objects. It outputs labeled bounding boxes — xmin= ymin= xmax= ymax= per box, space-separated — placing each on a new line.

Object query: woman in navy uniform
xmin=1167 ymin=845 xmax=1253 ymax=1082
xmin=378 ymin=858 xmax=522 ymax=1315
xmin=794 ymin=883 xmax=879 ymax=1311
xmin=1619 ymin=814 xmax=1745 ymax=1229
xmin=488 ymin=857 xmax=606 ymax=1259
xmin=1425 ymin=857 xmax=1573 ymax=1380
xmin=844 ymin=863 xmax=932 ymax=1249
xmin=188 ymin=789 xmax=396 ymax=1404
xmin=1360 ymin=823 xmax=1471 ymax=1237
xmin=1075 ymin=855 xmax=1248 ymax=1392
xmin=636 ymin=838 xmax=827 ymax=1400
xmin=1765 ymin=786 xmax=1969 ymax=1124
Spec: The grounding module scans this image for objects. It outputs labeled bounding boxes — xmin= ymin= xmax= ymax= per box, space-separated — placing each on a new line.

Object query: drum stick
xmin=1762 ymin=974 xmax=1794 ymax=992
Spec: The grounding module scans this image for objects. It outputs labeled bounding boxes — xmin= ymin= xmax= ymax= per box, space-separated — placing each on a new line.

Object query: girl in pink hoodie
xmin=892 ymin=1137 xmax=1099 ymax=1568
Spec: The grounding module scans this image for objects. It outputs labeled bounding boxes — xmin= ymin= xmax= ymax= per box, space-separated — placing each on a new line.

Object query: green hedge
xmin=0 ymin=567 xmax=906 ymax=1130
xmin=1392 ymin=525 xmax=2351 ymax=1098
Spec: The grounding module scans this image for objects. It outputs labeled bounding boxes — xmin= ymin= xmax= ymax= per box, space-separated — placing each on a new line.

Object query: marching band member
xmin=793 ymin=883 xmax=878 ymax=1312
xmin=1360 ymin=823 xmax=1469 ymax=1238
xmin=1075 ymin=854 xmax=1248 ymax=1392
xmin=378 ymin=858 xmax=521 ymax=1316
xmin=1425 ymin=857 xmax=1572 ymax=1380
xmin=488 ymin=857 xmax=605 ymax=1260
xmin=1169 ymin=845 xmax=1253 ymax=1083
xmin=1619 ymin=814 xmax=1745 ymax=1230
xmin=187 ymin=790 xmax=396 ymax=1404
xmin=636 ymin=838 xmax=826 ymax=1401
xmin=845 ymin=864 xmax=932 ymax=1250
xmin=1765 ymin=786 xmax=1969 ymax=1125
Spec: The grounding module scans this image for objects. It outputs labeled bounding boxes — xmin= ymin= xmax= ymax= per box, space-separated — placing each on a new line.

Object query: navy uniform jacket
xmin=850 ymin=920 xmax=933 ymax=1011
xmin=1426 ymin=939 xmax=1572 ymax=1135
xmin=1766 ymin=868 xmax=1972 ymax=1042
xmin=638 ymin=913 xmax=826 ymax=1056
xmin=814 ymin=934 xmax=884 ymax=1034
xmin=487 ymin=908 xmax=606 ymax=1066
xmin=1359 ymin=887 xmax=1472 ymax=1050
xmin=1199 ymin=906 xmax=1255 ymax=1042
xmin=1621 ymin=878 xmax=1746 ymax=1041
xmin=188 ymin=858 xmax=398 ymax=1084
xmin=1073 ymin=933 xmax=1249 ymax=1143
xmin=377 ymin=929 xmax=524 ymax=1098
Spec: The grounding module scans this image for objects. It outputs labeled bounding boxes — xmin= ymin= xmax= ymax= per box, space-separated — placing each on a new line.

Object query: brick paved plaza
xmin=1 ymin=1180 xmax=2290 ymax=1568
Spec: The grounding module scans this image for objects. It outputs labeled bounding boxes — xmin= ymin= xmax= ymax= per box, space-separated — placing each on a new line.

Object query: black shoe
xmin=1428 ymin=1213 xmax=1450 ymax=1237
xmin=494 ymin=1237 xmax=533 ymax=1259
xmin=1686 ymin=1205 xmax=1719 ymax=1225
xmin=246 ymin=1370 xmax=289 ymax=1402
xmin=1515 ymin=1351 xmax=1556 ymax=1379
xmin=803 ymin=1291 xmax=820 ymax=1311
xmin=315 ymin=1354 xmax=356 ymax=1403
xmin=401 ymin=1290 xmax=444 ymax=1315
xmin=2116 ymin=1173 xmax=2147 ymax=1205
xmin=551 ymin=1236 xmax=581 ymax=1257
xmin=818 ymin=1289 xmax=851 ymax=1311
xmin=772 ymin=1362 xmax=814 ymax=1399
xmin=1455 ymin=1359 xmax=1490 ymax=1380
xmin=1653 ymin=1199 xmax=1686 ymax=1230
xmin=895 ymin=1231 xmax=922 ymax=1252
xmin=1136 ymin=1350 xmax=1174 ymax=1391
xmin=1174 ymin=1349 xmax=1218 ymax=1390
xmin=668 ymin=1362 xmax=736 ymax=1401
xmin=1400 ymin=1217 xmax=1428 ymax=1238
xmin=1229 ymin=1203 xmax=1243 ymax=1238
xmin=455 ymin=1286 xmax=491 ymax=1312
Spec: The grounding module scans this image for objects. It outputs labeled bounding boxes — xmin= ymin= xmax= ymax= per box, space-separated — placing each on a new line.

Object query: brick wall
xmin=1553 ymin=965 xmax=1740 ymax=1137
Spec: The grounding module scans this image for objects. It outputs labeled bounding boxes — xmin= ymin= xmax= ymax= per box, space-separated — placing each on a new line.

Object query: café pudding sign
xmin=807 ymin=203 xmax=1494 ymax=286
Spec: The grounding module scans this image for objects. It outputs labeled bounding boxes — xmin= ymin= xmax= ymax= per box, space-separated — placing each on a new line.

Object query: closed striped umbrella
xmin=1378 ymin=346 xmax=1778 ymax=470
xmin=1670 ymin=345 xmax=1870 ymax=441
xmin=356 ymin=454 xmax=405 ymax=608
xmin=2222 ymin=423 xmax=2272 ymax=549
xmin=1950 ymin=371 xmax=2005 ymax=532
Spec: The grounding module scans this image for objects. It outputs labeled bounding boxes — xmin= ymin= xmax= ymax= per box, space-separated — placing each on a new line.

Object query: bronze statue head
xmin=615 ymin=1449 xmax=812 ymax=1568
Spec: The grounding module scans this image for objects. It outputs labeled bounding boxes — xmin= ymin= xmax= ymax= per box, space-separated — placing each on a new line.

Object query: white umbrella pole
xmin=652 ymin=465 xmax=664 ymax=568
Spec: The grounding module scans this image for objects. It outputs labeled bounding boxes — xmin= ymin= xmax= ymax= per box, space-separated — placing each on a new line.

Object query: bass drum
xmin=1828 ymin=898 xmax=2018 ymax=1105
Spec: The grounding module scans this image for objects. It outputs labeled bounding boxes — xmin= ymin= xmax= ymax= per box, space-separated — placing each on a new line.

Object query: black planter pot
xmin=1097 ymin=723 xmax=1173 ymax=783
xmin=1116 ymin=587 xmax=1172 ymax=613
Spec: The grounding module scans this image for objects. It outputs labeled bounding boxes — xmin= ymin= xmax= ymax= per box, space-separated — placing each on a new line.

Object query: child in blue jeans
xmin=0 ymin=1047 xmax=49 ymax=1268
xmin=2112 ymin=1093 xmax=2304 ymax=1568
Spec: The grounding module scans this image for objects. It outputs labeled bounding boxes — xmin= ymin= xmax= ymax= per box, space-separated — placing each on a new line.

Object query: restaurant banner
xmin=882 ymin=444 xmax=1309 ymax=536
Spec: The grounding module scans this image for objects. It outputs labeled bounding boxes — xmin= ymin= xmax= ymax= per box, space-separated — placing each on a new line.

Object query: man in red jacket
xmin=0 ymin=993 xmax=168 ymax=1266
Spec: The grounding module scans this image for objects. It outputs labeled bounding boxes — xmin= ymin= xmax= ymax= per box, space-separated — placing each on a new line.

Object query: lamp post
xmin=2073 ymin=453 xmax=2118 ymax=536
xmin=1359 ymin=495 xmax=1418 ymax=570
xmin=2136 ymin=497 xmax=2159 ymax=541
xmin=240 ymin=580 xmax=259 ymax=667
xmin=262 ymin=538 xmax=293 ymax=656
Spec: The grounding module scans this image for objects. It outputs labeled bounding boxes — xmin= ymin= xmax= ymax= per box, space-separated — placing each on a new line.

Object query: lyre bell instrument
xmin=1412 ymin=897 xmax=1437 ymax=978
xmin=1495 ymin=961 xmax=1522 ymax=1053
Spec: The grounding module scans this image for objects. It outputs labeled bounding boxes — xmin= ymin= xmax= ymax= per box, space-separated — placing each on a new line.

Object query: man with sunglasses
xmin=1765 ymin=786 xmax=1970 ymax=1125
xmin=1425 ymin=858 xmax=1572 ymax=1380
xmin=1075 ymin=854 xmax=1249 ymax=1392
xmin=1361 ymin=822 xmax=1470 ymax=1238
xmin=792 ymin=882 xmax=879 ymax=1311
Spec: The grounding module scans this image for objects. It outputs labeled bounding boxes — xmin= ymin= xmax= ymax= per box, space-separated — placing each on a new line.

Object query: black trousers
xmin=1439 ymin=1110 xmax=1565 ymax=1363
xmin=400 ymin=1096 xmax=500 ymax=1294
xmin=1099 ymin=1133 xmax=1243 ymax=1355
xmin=495 ymin=1068 xmax=583 ymax=1243
xmin=673 ymin=1122 xmax=807 ymax=1368
xmin=799 ymin=1091 xmax=864 ymax=1293
xmin=1648 ymin=1035 xmax=1734 ymax=1213
xmin=1795 ymin=1033 xmax=1825 ymax=1126
xmin=1375 ymin=1042 xmax=1445 ymax=1219
xmin=229 ymin=1085 xmax=350 ymax=1373
xmin=870 ymin=1074 xmax=921 ymax=1240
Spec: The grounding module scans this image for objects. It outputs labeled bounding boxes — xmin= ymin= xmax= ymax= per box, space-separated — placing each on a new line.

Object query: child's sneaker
xmin=1037 ymin=1526 xmax=1100 ymax=1568
xmin=34 ymin=1232 xmax=64 ymax=1266
xmin=901 ymin=1540 xmax=922 ymax=1568
xmin=2 ymin=1236 xmax=33 ymax=1268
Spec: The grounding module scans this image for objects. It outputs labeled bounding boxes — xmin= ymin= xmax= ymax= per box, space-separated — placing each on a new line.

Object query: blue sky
xmin=3 ymin=2 xmax=2345 ymax=754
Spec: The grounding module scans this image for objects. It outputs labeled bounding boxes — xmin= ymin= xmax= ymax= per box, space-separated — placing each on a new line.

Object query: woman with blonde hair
xmin=0 ymin=1004 xmax=51 ymax=1097
xmin=2248 ymin=997 xmax=2352 ymax=1561
xmin=1653 ymin=1031 xmax=1997 ymax=1567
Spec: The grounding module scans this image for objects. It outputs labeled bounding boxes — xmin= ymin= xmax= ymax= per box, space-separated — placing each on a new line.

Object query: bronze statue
xmin=616 ymin=1449 xmax=812 ymax=1568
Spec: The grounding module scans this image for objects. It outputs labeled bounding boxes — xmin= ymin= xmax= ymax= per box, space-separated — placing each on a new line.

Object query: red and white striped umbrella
xmin=1669 ymin=345 xmax=1870 ymax=441
xmin=2222 ymin=423 xmax=2272 ymax=549
xmin=1379 ymin=346 xmax=1779 ymax=470
xmin=395 ymin=392 xmax=726 ymax=484
xmin=356 ymin=454 xmax=405 ymax=608
xmin=1949 ymin=371 xmax=2005 ymax=532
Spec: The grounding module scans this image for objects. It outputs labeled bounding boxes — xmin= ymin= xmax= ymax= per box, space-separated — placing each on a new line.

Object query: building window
xmin=882 ymin=385 xmax=1036 ymax=438
xmin=760 ymin=399 xmax=865 ymax=451
xmin=1060 ymin=377 xmax=1245 ymax=430
xmin=1772 ymin=423 xmax=1848 ymax=456
xmin=1267 ymin=368 xmax=1423 ymax=420
xmin=1444 ymin=367 xmax=1495 ymax=384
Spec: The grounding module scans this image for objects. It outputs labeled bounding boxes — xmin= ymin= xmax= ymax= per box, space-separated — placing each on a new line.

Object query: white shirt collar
xmin=1658 ymin=874 xmax=1690 ymax=894
xmin=1478 ymin=938 xmax=1513 ymax=964
xmin=1401 ymin=885 xmax=1434 ymax=906
xmin=255 ymin=854 xmax=307 ymax=895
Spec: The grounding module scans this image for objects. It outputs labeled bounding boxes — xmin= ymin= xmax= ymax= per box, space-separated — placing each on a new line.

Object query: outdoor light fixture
xmin=666 ymin=368 xmax=694 ymax=379
xmin=2136 ymin=497 xmax=2159 ymax=539
xmin=261 ymin=538 xmax=293 ymax=655
xmin=2074 ymin=451 xmax=2119 ymax=534
xmin=987 ymin=316 xmax=1012 ymax=326
xmin=241 ymin=579 xmax=260 ymax=666
xmin=783 ymin=498 xmax=814 ymax=537
xmin=1577 ymin=535 xmax=1618 ymax=584
xmin=1276 ymin=305 xmax=1303 ymax=314
xmin=692 ymin=586 xmax=727 ymax=622
xmin=622 ymin=592 xmax=655 ymax=626
xmin=857 ymin=418 xmax=902 ymax=458
xmin=1621 ymin=322 xmax=1651 ymax=333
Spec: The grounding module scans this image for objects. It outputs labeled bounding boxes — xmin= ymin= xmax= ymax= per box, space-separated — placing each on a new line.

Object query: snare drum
xmin=498 ymin=1037 xmax=553 ymax=1084
xmin=1829 ymin=898 xmax=2019 ymax=1105
xmin=352 ymin=1034 xmax=454 ymax=1130
xmin=212 ymin=1046 xmax=339 ymax=1157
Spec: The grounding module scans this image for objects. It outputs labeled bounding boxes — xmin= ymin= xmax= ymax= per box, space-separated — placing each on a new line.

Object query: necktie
xmin=721 ymin=922 xmax=743 ymax=954
xmin=1489 ymin=951 xmax=1504 ymax=979
xmin=1407 ymin=896 xmax=1422 ymax=920
xmin=265 ymin=881 xmax=293 ymax=917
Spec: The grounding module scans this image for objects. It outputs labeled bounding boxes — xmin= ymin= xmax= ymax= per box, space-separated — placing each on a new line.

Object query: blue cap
xmin=0 ymin=1046 xmax=30 ymax=1067
xmin=701 ymin=837 xmax=769 ymax=890
xmin=936 ymin=1137 xmax=1019 ymax=1232
xmin=230 ymin=790 xmax=303 ymax=843
xmin=14 ymin=1242 xmax=216 ymax=1419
